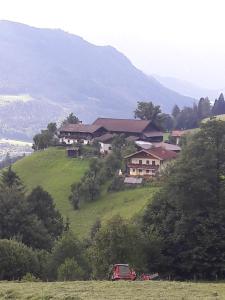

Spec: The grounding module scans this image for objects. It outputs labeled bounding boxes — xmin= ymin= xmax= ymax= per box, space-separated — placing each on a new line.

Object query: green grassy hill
xmin=13 ymin=147 xmax=156 ymax=237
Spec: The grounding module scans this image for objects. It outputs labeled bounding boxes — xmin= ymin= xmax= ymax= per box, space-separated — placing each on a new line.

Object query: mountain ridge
xmin=0 ymin=20 xmax=195 ymax=139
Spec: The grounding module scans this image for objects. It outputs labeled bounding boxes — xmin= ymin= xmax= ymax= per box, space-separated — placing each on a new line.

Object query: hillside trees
xmin=142 ymin=120 xmax=225 ymax=279
xmin=0 ymin=168 xmax=64 ymax=250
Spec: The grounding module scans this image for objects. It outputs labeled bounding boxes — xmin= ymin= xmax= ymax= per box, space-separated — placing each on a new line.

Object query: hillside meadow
xmin=13 ymin=147 xmax=156 ymax=237
xmin=0 ymin=280 xmax=224 ymax=299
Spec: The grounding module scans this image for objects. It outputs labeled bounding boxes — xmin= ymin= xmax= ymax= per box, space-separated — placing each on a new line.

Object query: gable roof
xmin=59 ymin=124 xmax=104 ymax=134
xmin=125 ymin=147 xmax=177 ymax=160
xmin=92 ymin=118 xmax=153 ymax=133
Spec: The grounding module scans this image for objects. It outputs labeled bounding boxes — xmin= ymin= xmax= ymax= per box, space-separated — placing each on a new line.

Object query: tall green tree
xmin=27 ymin=186 xmax=64 ymax=241
xmin=142 ymin=120 xmax=225 ymax=279
xmin=0 ymin=166 xmax=24 ymax=192
xmin=62 ymin=113 xmax=80 ymax=126
xmin=134 ymin=101 xmax=165 ymax=128
xmin=197 ymin=97 xmax=211 ymax=120
xmin=172 ymin=104 xmax=180 ymax=118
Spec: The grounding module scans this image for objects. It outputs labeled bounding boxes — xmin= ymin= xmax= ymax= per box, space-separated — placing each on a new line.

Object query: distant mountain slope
xmin=154 ymin=74 xmax=219 ymax=100
xmin=0 ymin=21 xmax=194 ymax=139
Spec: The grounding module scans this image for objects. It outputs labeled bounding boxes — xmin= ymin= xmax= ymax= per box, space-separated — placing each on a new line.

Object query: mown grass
xmin=13 ymin=147 xmax=156 ymax=237
xmin=0 ymin=281 xmax=224 ymax=299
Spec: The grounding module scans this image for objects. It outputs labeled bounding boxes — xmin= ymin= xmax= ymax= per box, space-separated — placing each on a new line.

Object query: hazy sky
xmin=0 ymin=0 xmax=225 ymax=89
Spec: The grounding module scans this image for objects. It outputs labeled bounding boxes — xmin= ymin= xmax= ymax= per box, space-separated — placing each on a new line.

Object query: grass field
xmin=13 ymin=148 xmax=156 ymax=237
xmin=0 ymin=280 xmax=224 ymax=299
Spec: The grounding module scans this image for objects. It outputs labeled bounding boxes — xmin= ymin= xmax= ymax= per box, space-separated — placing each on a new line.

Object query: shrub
xmin=57 ymin=258 xmax=85 ymax=281
xmin=0 ymin=239 xmax=39 ymax=280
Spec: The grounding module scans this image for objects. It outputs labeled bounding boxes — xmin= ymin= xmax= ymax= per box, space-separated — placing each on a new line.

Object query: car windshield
xmin=119 ymin=265 xmax=130 ymax=276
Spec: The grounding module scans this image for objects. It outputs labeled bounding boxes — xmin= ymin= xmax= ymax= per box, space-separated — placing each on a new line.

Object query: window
xmin=67 ymin=139 xmax=70 ymax=143
xmin=152 ymin=170 xmax=155 ymax=174
xmin=139 ymin=160 xmax=142 ymax=164
xmin=139 ymin=169 xmax=142 ymax=173
xmin=146 ymin=160 xmax=149 ymax=164
xmin=109 ymin=147 xmax=112 ymax=150
xmin=152 ymin=161 xmax=156 ymax=166
xmin=132 ymin=169 xmax=135 ymax=172
xmin=146 ymin=170 xmax=150 ymax=174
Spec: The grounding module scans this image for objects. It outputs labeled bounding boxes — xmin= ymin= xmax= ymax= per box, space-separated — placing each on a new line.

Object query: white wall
xmin=100 ymin=142 xmax=112 ymax=154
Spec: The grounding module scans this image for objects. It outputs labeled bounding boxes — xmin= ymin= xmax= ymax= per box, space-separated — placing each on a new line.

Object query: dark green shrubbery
xmin=0 ymin=239 xmax=39 ymax=280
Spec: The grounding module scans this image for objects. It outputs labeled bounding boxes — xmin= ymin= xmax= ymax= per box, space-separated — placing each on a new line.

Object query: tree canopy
xmin=142 ymin=120 xmax=225 ymax=279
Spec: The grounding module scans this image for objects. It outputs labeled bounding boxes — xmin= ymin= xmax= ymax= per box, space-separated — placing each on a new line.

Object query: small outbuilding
xmin=66 ymin=147 xmax=80 ymax=158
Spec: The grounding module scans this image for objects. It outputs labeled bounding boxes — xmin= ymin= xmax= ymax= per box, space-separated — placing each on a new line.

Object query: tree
xmin=0 ymin=239 xmax=39 ymax=280
xmin=0 ymin=166 xmax=24 ymax=192
xmin=27 ymin=186 xmax=64 ymax=243
xmin=134 ymin=101 xmax=165 ymax=128
xmin=172 ymin=104 xmax=180 ymax=118
xmin=212 ymin=93 xmax=225 ymax=116
xmin=142 ymin=120 xmax=225 ymax=279
xmin=197 ymin=97 xmax=211 ymax=120
xmin=61 ymin=113 xmax=80 ymax=126
xmin=57 ymin=258 xmax=85 ymax=281
xmin=174 ymin=106 xmax=198 ymax=129
xmin=161 ymin=114 xmax=174 ymax=131
xmin=32 ymin=122 xmax=58 ymax=151
xmin=89 ymin=215 xmax=146 ymax=279
xmin=47 ymin=231 xmax=88 ymax=280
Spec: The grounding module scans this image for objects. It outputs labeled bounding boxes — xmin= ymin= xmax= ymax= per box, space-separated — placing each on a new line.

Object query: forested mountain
xmin=0 ymin=20 xmax=194 ymax=140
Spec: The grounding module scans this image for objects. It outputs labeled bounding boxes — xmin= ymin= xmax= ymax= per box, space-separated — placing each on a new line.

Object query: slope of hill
xmin=154 ymin=74 xmax=219 ymax=100
xmin=0 ymin=20 xmax=194 ymax=140
xmin=13 ymin=147 xmax=156 ymax=237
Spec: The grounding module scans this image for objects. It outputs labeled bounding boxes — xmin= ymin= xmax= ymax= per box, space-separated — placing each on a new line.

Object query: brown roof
xmin=95 ymin=133 xmax=116 ymax=143
xmin=151 ymin=142 xmax=181 ymax=152
xmin=93 ymin=118 xmax=152 ymax=133
xmin=147 ymin=147 xmax=177 ymax=160
xmin=60 ymin=124 xmax=104 ymax=134
xmin=143 ymin=131 xmax=164 ymax=138
xmin=171 ymin=130 xmax=190 ymax=137
xmin=125 ymin=147 xmax=177 ymax=161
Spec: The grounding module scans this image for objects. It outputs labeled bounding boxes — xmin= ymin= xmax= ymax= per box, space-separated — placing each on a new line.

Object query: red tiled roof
xmin=93 ymin=118 xmax=152 ymax=133
xmin=60 ymin=124 xmax=104 ymax=134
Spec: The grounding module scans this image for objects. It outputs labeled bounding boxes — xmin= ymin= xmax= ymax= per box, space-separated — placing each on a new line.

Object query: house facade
xmin=58 ymin=124 xmax=107 ymax=145
xmin=125 ymin=147 xmax=177 ymax=177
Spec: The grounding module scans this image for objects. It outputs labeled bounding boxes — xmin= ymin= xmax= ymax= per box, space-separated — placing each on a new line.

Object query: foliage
xmin=61 ymin=113 xmax=80 ymax=126
xmin=142 ymin=120 xmax=225 ymax=279
xmin=107 ymin=176 xmax=124 ymax=192
xmin=0 ymin=166 xmax=25 ymax=192
xmin=33 ymin=122 xmax=58 ymax=150
xmin=21 ymin=273 xmax=41 ymax=282
xmin=0 ymin=239 xmax=39 ymax=280
xmin=89 ymin=215 xmax=146 ymax=279
xmin=57 ymin=258 xmax=85 ymax=281
xmin=0 ymin=168 xmax=64 ymax=250
xmin=27 ymin=186 xmax=64 ymax=248
xmin=134 ymin=101 xmax=165 ymax=128
xmin=212 ymin=93 xmax=225 ymax=116
xmin=48 ymin=231 xmax=88 ymax=280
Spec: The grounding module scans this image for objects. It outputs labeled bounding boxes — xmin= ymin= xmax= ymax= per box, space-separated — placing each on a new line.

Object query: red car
xmin=111 ymin=264 xmax=136 ymax=281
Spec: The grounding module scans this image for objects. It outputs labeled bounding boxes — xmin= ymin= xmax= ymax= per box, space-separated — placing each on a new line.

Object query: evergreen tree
xmin=197 ymin=97 xmax=211 ymax=120
xmin=62 ymin=113 xmax=80 ymax=126
xmin=27 ymin=186 xmax=64 ymax=241
xmin=172 ymin=104 xmax=180 ymax=118
xmin=1 ymin=166 xmax=25 ymax=192
xmin=212 ymin=93 xmax=225 ymax=116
